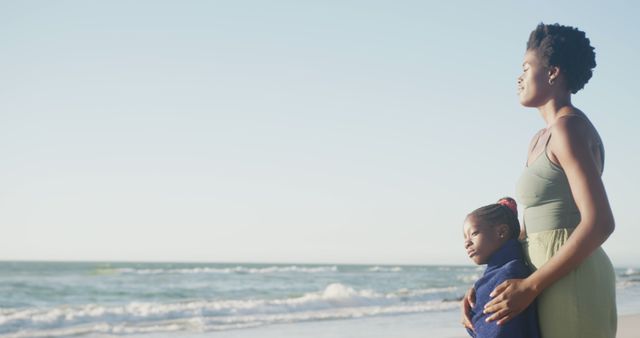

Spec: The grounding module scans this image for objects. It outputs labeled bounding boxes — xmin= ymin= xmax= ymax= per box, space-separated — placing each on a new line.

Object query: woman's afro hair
xmin=527 ymin=23 xmax=596 ymax=94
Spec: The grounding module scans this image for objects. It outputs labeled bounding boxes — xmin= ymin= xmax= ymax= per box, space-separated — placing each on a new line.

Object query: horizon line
xmin=0 ymin=259 xmax=637 ymax=269
xmin=0 ymin=258 xmax=478 ymax=267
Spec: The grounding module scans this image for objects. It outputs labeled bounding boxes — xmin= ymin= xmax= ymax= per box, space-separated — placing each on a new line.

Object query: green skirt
xmin=523 ymin=228 xmax=617 ymax=338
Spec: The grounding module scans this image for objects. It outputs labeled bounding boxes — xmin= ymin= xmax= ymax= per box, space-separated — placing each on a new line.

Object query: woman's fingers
xmin=496 ymin=314 xmax=514 ymax=326
xmin=485 ymin=280 xmax=514 ymax=311
xmin=485 ymin=305 xmax=509 ymax=323
xmin=460 ymin=302 xmax=474 ymax=331
xmin=483 ymin=292 xmax=505 ymax=312
xmin=489 ymin=280 xmax=510 ymax=298
xmin=482 ymin=279 xmax=531 ymax=324
xmin=461 ymin=316 xmax=474 ymax=331
xmin=460 ymin=287 xmax=475 ymax=331
xmin=461 ymin=299 xmax=474 ymax=330
xmin=483 ymin=298 xmax=504 ymax=315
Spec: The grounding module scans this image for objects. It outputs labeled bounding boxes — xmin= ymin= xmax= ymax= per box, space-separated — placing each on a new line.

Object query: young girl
xmin=462 ymin=197 xmax=540 ymax=338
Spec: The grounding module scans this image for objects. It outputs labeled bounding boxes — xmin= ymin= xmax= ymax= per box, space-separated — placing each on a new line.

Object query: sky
xmin=1 ymin=1 xmax=639 ymax=266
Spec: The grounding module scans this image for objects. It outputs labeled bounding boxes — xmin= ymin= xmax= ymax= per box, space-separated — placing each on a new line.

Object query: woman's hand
xmin=483 ymin=278 xmax=539 ymax=325
xmin=460 ymin=287 xmax=476 ymax=331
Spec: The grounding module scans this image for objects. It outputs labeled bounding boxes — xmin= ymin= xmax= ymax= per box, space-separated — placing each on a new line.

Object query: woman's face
xmin=463 ymin=216 xmax=506 ymax=265
xmin=517 ymin=50 xmax=552 ymax=107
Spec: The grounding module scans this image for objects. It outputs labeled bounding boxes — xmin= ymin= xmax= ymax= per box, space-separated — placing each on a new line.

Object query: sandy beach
xmin=226 ymin=313 xmax=640 ymax=338
xmin=118 ymin=312 xmax=639 ymax=338
xmin=450 ymin=314 xmax=640 ymax=338
xmin=221 ymin=313 xmax=640 ymax=338
xmin=616 ymin=314 xmax=638 ymax=338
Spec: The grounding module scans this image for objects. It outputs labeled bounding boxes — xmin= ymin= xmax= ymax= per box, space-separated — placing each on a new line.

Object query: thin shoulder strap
xmin=600 ymin=142 xmax=605 ymax=173
xmin=543 ymin=129 xmax=553 ymax=149
xmin=544 ymin=114 xmax=583 ymax=149
xmin=546 ymin=114 xmax=606 ymax=172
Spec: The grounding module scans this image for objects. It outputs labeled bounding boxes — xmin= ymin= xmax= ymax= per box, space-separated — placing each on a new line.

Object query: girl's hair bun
xmin=497 ymin=197 xmax=517 ymax=217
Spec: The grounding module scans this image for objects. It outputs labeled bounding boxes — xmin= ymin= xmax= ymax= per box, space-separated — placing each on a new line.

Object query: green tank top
xmin=516 ymin=130 xmax=604 ymax=233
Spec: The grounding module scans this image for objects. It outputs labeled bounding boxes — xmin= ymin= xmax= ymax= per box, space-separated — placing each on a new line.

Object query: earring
xmin=548 ymin=78 xmax=555 ymax=85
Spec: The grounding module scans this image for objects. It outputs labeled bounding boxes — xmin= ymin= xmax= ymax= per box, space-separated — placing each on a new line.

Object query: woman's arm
xmin=483 ymin=116 xmax=615 ymax=324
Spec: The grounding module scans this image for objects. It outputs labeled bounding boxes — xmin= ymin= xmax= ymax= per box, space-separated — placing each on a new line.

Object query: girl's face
xmin=463 ymin=216 xmax=507 ymax=265
xmin=517 ymin=50 xmax=552 ymax=107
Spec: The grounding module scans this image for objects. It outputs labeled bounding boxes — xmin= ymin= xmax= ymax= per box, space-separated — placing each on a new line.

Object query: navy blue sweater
xmin=466 ymin=239 xmax=541 ymax=338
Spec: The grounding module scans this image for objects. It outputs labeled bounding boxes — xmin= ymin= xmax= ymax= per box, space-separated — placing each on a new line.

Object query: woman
xmin=461 ymin=23 xmax=617 ymax=338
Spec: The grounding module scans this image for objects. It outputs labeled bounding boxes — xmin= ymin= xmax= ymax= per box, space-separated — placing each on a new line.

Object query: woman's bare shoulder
xmin=548 ymin=113 xmax=604 ymax=169
xmin=552 ymin=112 xmax=600 ymax=145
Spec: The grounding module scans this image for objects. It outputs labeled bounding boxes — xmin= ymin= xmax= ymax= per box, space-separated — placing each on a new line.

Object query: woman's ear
xmin=548 ymin=66 xmax=561 ymax=83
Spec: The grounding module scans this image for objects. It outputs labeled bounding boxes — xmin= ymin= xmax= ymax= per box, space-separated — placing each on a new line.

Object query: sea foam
xmin=0 ymin=283 xmax=459 ymax=336
xmin=114 ymin=265 xmax=338 ymax=275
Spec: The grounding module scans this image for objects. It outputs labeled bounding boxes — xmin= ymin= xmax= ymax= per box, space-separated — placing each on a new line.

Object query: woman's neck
xmin=537 ymin=95 xmax=574 ymax=127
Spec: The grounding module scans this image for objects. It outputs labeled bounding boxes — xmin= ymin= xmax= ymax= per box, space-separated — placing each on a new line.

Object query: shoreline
xmin=108 ymin=312 xmax=640 ymax=338
xmin=220 ymin=313 xmax=640 ymax=338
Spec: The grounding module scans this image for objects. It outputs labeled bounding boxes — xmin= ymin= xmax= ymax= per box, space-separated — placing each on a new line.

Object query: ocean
xmin=1 ymin=262 xmax=639 ymax=338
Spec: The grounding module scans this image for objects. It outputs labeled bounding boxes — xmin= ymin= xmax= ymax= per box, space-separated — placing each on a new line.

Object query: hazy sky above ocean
xmin=1 ymin=1 xmax=638 ymax=266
